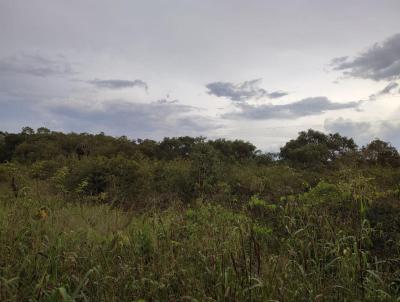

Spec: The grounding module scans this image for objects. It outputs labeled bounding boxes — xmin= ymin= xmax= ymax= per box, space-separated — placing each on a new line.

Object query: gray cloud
xmin=325 ymin=117 xmax=400 ymax=147
xmin=0 ymin=95 xmax=42 ymax=131
xmin=45 ymin=99 xmax=218 ymax=138
xmin=379 ymin=81 xmax=399 ymax=95
xmin=155 ymin=98 xmax=178 ymax=104
xmin=206 ymin=79 xmax=288 ymax=102
xmin=331 ymin=33 xmax=400 ymax=81
xmin=267 ymin=91 xmax=289 ymax=99
xmin=223 ymin=97 xmax=361 ymax=120
xmin=324 ymin=118 xmax=372 ymax=139
xmin=368 ymin=81 xmax=399 ymax=101
xmin=0 ymin=53 xmax=75 ymax=77
xmin=0 ymin=87 xmax=218 ymax=138
xmin=87 ymin=79 xmax=148 ymax=91
xmin=1 ymin=1 xmax=400 ymax=149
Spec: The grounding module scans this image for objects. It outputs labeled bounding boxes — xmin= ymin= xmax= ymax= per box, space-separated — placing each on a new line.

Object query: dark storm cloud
xmin=331 ymin=33 xmax=400 ymax=81
xmin=223 ymin=97 xmax=361 ymax=120
xmin=87 ymin=79 xmax=148 ymax=91
xmin=206 ymin=79 xmax=288 ymax=102
xmin=0 ymin=53 xmax=75 ymax=77
xmin=325 ymin=117 xmax=400 ymax=147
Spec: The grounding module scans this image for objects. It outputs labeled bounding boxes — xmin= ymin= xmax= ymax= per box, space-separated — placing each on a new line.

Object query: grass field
xmin=1 ymin=131 xmax=400 ymax=301
xmin=1 ymin=186 xmax=399 ymax=301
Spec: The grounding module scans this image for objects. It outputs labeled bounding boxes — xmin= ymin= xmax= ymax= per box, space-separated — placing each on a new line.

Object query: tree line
xmin=1 ymin=126 xmax=399 ymax=167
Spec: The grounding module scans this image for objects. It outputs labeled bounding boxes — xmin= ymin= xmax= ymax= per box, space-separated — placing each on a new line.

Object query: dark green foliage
xmin=210 ymin=138 xmax=257 ymax=161
xmin=228 ymin=164 xmax=307 ymax=203
xmin=157 ymin=136 xmax=204 ymax=160
xmin=299 ymin=181 xmax=348 ymax=205
xmin=280 ymin=129 xmax=357 ymax=168
xmin=0 ymin=133 xmax=25 ymax=162
xmin=1 ymin=127 xmax=400 ymax=301
xmin=362 ymin=139 xmax=400 ymax=167
xmin=189 ymin=142 xmax=223 ymax=198
xmin=152 ymin=159 xmax=193 ymax=202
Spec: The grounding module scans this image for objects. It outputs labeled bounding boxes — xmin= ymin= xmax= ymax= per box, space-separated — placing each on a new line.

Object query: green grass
xmin=1 ymin=190 xmax=399 ymax=301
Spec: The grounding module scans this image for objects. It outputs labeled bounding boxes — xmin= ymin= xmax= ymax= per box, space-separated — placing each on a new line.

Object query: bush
xmin=30 ymin=160 xmax=61 ymax=180
xmin=299 ymin=181 xmax=349 ymax=206
xmin=153 ymin=160 xmax=193 ymax=202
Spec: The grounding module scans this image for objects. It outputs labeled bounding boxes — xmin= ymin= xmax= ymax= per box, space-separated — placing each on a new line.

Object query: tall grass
xmin=1 ymin=188 xmax=399 ymax=301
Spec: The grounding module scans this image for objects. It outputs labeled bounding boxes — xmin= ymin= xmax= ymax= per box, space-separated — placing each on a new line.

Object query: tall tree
xmin=362 ymin=139 xmax=400 ymax=167
xmin=280 ymin=129 xmax=357 ymax=167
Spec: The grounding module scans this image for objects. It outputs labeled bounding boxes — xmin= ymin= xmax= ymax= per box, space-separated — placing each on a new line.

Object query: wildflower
xmin=111 ymin=231 xmax=130 ymax=248
xmin=34 ymin=207 xmax=49 ymax=220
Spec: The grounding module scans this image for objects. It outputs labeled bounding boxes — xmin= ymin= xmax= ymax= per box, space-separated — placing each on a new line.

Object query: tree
xmin=327 ymin=132 xmax=358 ymax=160
xmin=37 ymin=127 xmax=51 ymax=134
xmin=189 ymin=143 xmax=222 ymax=197
xmin=280 ymin=129 xmax=357 ymax=167
xmin=362 ymin=139 xmax=400 ymax=167
xmin=0 ymin=134 xmax=24 ymax=162
xmin=135 ymin=139 xmax=158 ymax=158
xmin=209 ymin=139 xmax=257 ymax=161
xmin=21 ymin=126 xmax=34 ymax=135
xmin=255 ymin=152 xmax=277 ymax=165
xmin=157 ymin=136 xmax=204 ymax=160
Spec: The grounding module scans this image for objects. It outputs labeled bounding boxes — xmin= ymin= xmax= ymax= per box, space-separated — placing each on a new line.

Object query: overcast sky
xmin=1 ymin=0 xmax=400 ymax=150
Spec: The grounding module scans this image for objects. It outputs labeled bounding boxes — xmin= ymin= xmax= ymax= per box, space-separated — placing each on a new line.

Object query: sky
xmin=1 ymin=0 xmax=400 ymax=151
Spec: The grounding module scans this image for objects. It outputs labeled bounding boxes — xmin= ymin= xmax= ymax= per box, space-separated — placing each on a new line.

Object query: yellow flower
xmin=113 ymin=231 xmax=130 ymax=248
xmin=35 ymin=207 xmax=49 ymax=220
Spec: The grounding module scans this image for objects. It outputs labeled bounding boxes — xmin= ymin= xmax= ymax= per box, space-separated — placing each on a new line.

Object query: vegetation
xmin=1 ymin=127 xmax=400 ymax=301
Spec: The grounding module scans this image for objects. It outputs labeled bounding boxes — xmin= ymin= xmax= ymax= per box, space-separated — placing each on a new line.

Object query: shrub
xmin=299 ymin=181 xmax=348 ymax=206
